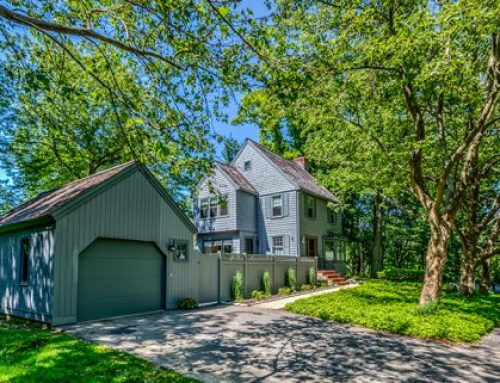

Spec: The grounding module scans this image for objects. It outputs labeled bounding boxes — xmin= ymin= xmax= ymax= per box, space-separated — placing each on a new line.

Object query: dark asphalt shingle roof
xmin=0 ymin=161 xmax=136 ymax=227
xmin=252 ymin=141 xmax=336 ymax=201
xmin=215 ymin=162 xmax=257 ymax=194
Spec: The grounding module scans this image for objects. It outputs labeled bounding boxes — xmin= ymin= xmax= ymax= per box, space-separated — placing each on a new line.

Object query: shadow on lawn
xmin=64 ymin=306 xmax=500 ymax=383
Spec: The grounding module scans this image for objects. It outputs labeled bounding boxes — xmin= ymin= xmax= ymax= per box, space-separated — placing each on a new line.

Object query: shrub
xmin=300 ymin=284 xmax=313 ymax=291
xmin=285 ymin=267 xmax=296 ymax=291
xmin=251 ymin=290 xmax=268 ymax=301
xmin=307 ymin=267 xmax=316 ymax=285
xmin=414 ymin=302 xmax=440 ymax=316
xmin=231 ymin=271 xmax=244 ymax=301
xmin=177 ymin=297 xmax=198 ymax=310
xmin=443 ymin=282 xmax=459 ymax=293
xmin=378 ymin=267 xmax=424 ymax=282
xmin=278 ymin=287 xmax=292 ymax=296
xmin=261 ymin=271 xmax=272 ymax=295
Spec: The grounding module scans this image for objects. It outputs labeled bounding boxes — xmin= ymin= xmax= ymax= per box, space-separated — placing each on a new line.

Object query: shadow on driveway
xmin=63 ymin=305 xmax=500 ymax=383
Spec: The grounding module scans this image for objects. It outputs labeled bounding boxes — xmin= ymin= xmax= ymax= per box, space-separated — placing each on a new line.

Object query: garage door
xmin=77 ymin=238 xmax=165 ymax=322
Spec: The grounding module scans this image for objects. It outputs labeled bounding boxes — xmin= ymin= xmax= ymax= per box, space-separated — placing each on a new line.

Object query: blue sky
xmin=0 ymin=1 xmax=272 ymax=181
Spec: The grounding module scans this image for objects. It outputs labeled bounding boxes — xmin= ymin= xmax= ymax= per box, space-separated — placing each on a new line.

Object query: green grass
xmin=285 ymin=280 xmax=500 ymax=343
xmin=0 ymin=321 xmax=197 ymax=383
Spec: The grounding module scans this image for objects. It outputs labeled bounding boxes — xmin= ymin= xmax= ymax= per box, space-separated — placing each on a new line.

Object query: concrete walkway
xmin=63 ymin=305 xmax=500 ymax=383
xmin=256 ymin=284 xmax=357 ymax=309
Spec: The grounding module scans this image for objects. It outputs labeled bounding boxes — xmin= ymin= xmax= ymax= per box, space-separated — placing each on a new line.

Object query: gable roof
xmin=248 ymin=140 xmax=336 ymax=202
xmin=0 ymin=161 xmax=197 ymax=233
xmin=215 ymin=162 xmax=257 ymax=194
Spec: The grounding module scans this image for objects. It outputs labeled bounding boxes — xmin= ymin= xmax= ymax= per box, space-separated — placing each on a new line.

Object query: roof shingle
xmin=215 ymin=162 xmax=257 ymax=194
xmin=252 ymin=141 xmax=336 ymax=201
xmin=0 ymin=161 xmax=136 ymax=227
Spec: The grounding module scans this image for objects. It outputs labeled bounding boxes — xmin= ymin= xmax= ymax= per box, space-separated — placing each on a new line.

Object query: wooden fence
xmin=198 ymin=254 xmax=317 ymax=304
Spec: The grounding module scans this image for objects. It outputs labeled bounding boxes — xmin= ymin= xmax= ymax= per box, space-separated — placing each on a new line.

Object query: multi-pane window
xmin=209 ymin=198 xmax=218 ymax=217
xmin=306 ymin=195 xmax=316 ymax=218
xmin=175 ymin=241 xmax=189 ymax=262
xmin=328 ymin=208 xmax=337 ymax=224
xmin=200 ymin=198 xmax=209 ymax=219
xmin=203 ymin=240 xmax=233 ymax=254
xmin=19 ymin=238 xmax=30 ymax=284
xmin=244 ymin=161 xmax=252 ymax=171
xmin=272 ymin=236 xmax=284 ymax=255
xmin=219 ymin=194 xmax=229 ymax=216
xmin=324 ymin=239 xmax=335 ymax=261
xmin=272 ymin=195 xmax=283 ymax=217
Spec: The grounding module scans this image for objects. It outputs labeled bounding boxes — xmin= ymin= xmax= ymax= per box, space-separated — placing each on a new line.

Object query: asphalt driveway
xmin=63 ymin=305 xmax=500 ymax=383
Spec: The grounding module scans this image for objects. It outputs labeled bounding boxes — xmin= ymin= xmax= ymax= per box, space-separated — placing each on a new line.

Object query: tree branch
xmin=0 ymin=4 xmax=182 ymax=69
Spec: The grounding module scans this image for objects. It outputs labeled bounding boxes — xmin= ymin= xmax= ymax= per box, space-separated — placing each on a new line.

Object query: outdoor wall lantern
xmin=168 ymin=240 xmax=177 ymax=253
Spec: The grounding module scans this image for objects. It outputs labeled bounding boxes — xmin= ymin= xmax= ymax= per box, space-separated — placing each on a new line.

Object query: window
xmin=272 ymin=195 xmax=283 ymax=217
xmin=202 ymin=240 xmax=233 ymax=254
xmin=218 ymin=194 xmax=229 ymax=216
xmin=272 ymin=236 xmax=284 ymax=255
xmin=324 ymin=239 xmax=335 ymax=261
xmin=19 ymin=238 xmax=31 ymax=284
xmin=244 ymin=161 xmax=252 ymax=171
xmin=306 ymin=195 xmax=316 ymax=218
xmin=174 ymin=241 xmax=189 ymax=261
xmin=328 ymin=208 xmax=337 ymax=224
xmin=223 ymin=241 xmax=233 ymax=254
xmin=200 ymin=198 xmax=209 ymax=219
xmin=203 ymin=241 xmax=213 ymax=254
xmin=209 ymin=198 xmax=218 ymax=217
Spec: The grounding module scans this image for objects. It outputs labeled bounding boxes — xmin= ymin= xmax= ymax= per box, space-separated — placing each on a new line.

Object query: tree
xmin=0 ymin=180 xmax=17 ymax=215
xmin=0 ymin=1 xmax=252 ymax=198
xmin=221 ymin=136 xmax=241 ymax=164
xmin=236 ymin=0 xmax=499 ymax=304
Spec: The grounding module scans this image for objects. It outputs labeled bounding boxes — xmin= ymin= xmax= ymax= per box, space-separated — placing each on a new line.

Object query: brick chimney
xmin=293 ymin=156 xmax=309 ymax=171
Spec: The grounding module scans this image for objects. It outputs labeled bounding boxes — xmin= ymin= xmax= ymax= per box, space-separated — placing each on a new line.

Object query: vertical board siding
xmin=0 ymin=226 xmax=54 ymax=322
xmin=196 ymin=168 xmax=238 ymax=233
xmin=53 ymin=169 xmax=199 ymax=325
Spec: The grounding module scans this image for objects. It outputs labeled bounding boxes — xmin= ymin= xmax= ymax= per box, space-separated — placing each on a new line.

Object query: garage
xmin=77 ymin=238 xmax=166 ymax=322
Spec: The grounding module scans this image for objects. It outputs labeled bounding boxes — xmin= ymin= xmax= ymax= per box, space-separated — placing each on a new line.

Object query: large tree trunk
xmin=459 ymin=242 xmax=477 ymax=295
xmin=371 ymin=192 xmax=384 ymax=278
xmin=420 ymin=216 xmax=452 ymax=304
xmin=480 ymin=258 xmax=491 ymax=294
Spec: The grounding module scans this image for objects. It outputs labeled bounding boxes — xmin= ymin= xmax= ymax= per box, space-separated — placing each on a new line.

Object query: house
xmin=0 ymin=161 xmax=200 ymax=325
xmin=195 ymin=139 xmax=347 ymax=271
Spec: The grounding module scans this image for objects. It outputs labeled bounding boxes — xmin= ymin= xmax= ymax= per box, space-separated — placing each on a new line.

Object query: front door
xmin=245 ymin=238 xmax=254 ymax=254
xmin=307 ymin=237 xmax=317 ymax=257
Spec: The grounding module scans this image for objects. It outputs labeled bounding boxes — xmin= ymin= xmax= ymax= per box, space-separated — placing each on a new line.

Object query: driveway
xmin=63 ymin=305 xmax=500 ymax=383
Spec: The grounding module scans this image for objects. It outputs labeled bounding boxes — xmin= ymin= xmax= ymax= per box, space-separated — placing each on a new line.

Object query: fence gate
xmin=198 ymin=255 xmax=219 ymax=304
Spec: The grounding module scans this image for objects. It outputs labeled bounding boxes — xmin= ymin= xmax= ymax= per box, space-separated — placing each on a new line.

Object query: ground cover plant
xmin=285 ymin=280 xmax=500 ymax=343
xmin=0 ymin=321 xmax=197 ymax=383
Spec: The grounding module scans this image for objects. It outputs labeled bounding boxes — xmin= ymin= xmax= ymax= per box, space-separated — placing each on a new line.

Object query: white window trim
xmin=272 ymin=235 xmax=284 ymax=255
xmin=271 ymin=194 xmax=284 ymax=218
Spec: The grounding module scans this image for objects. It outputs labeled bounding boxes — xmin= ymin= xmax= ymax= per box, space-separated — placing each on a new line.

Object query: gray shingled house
xmin=0 ymin=161 xmax=199 ymax=325
xmin=195 ymin=139 xmax=347 ymax=272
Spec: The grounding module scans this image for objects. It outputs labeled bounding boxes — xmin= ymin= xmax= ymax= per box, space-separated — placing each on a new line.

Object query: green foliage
xmin=285 ymin=267 xmax=296 ymax=291
xmin=377 ymin=267 xmax=425 ymax=282
xmin=261 ymin=271 xmax=272 ymax=296
xmin=231 ymin=271 xmax=244 ymax=301
xmin=0 ymin=321 xmax=197 ymax=382
xmin=278 ymin=287 xmax=292 ymax=296
xmin=286 ymin=280 xmax=500 ymax=343
xmin=307 ymin=267 xmax=316 ymax=285
xmin=177 ymin=297 xmax=198 ymax=310
xmin=491 ymin=256 xmax=500 ymax=285
xmin=0 ymin=181 xmax=18 ymax=215
xmin=300 ymin=284 xmax=314 ymax=291
xmin=251 ymin=290 xmax=268 ymax=301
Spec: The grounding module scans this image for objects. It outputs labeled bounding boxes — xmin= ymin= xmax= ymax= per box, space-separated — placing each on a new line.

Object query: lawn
xmin=0 ymin=321 xmax=197 ymax=383
xmin=285 ymin=280 xmax=500 ymax=343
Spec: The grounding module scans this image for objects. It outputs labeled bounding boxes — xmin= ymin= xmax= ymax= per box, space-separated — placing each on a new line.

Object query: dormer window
xmin=244 ymin=161 xmax=252 ymax=171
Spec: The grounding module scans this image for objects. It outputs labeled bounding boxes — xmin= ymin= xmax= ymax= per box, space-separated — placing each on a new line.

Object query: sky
xmin=0 ymin=1 xmax=273 ymax=181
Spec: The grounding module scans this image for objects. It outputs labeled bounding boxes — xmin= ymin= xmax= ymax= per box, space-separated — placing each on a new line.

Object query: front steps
xmin=317 ymin=270 xmax=349 ymax=286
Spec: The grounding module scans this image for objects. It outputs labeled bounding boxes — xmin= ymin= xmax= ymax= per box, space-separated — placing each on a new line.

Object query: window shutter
xmin=265 ymin=196 xmax=272 ymax=218
xmin=283 ymin=235 xmax=290 ymax=255
xmin=282 ymin=193 xmax=289 ymax=217
xmin=313 ymin=198 xmax=317 ymax=219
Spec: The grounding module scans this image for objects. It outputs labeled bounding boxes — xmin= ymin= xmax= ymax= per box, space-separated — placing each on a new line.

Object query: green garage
xmin=77 ymin=238 xmax=166 ymax=322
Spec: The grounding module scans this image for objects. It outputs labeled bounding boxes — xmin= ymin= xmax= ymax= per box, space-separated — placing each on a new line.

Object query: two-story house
xmin=195 ymin=139 xmax=346 ymax=270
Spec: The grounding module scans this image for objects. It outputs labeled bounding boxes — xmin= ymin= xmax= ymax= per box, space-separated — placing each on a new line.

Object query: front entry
xmin=306 ymin=237 xmax=317 ymax=257
xmin=245 ymin=238 xmax=254 ymax=254
xmin=77 ymin=238 xmax=165 ymax=322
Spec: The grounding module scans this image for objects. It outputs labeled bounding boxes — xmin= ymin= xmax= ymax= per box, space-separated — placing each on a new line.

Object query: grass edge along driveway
xmin=0 ymin=320 xmax=198 ymax=383
xmin=285 ymin=280 xmax=500 ymax=343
